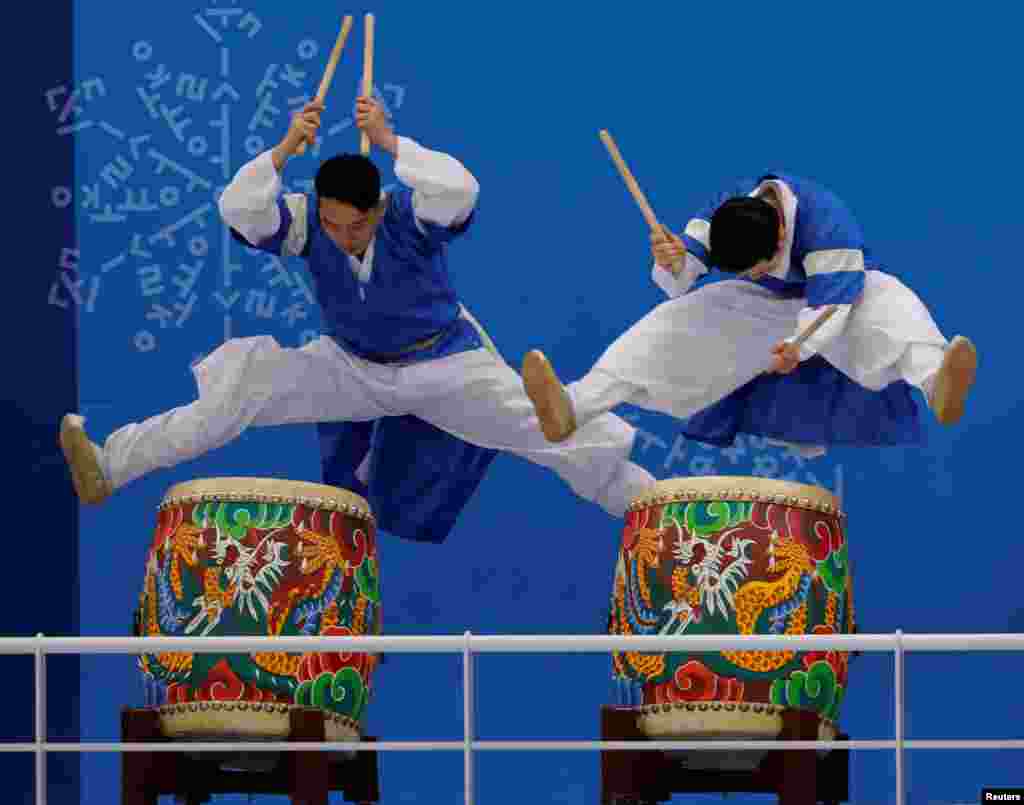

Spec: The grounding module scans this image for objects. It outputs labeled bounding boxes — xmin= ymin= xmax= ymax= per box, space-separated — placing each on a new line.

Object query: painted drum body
xmin=135 ymin=478 xmax=381 ymax=746
xmin=608 ymin=476 xmax=854 ymax=759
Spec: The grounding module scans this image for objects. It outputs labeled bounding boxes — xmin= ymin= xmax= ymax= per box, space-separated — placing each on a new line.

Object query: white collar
xmin=348 ymin=236 xmax=376 ymax=284
xmin=346 ymin=191 xmax=388 ymax=285
xmin=750 ymin=179 xmax=798 ymax=280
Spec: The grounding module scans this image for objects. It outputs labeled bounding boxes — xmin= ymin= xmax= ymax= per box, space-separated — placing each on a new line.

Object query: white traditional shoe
xmin=522 ymin=350 xmax=577 ymax=443
xmin=928 ymin=336 xmax=977 ymax=426
xmin=59 ymin=414 xmax=112 ymax=505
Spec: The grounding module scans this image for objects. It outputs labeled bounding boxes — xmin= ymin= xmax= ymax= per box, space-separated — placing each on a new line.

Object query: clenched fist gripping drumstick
xmin=792 ymin=305 xmax=838 ymax=349
xmin=294 ymin=15 xmax=354 ymax=156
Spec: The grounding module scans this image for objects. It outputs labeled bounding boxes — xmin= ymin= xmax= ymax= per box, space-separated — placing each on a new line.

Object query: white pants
xmin=99 ymin=330 xmax=655 ymax=518
xmin=569 ymin=270 xmax=949 ymax=433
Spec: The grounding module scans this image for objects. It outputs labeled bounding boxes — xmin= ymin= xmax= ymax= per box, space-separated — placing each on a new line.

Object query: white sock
xmin=900 ymin=343 xmax=945 ymax=397
xmin=92 ymin=441 xmax=112 ymax=485
xmin=919 ymin=372 xmax=937 ymax=399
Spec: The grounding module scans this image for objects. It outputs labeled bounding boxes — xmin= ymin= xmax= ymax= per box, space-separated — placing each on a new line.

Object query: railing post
xmin=894 ymin=629 xmax=904 ymax=805
xmin=34 ymin=632 xmax=46 ymax=805
xmin=464 ymin=630 xmax=474 ymax=805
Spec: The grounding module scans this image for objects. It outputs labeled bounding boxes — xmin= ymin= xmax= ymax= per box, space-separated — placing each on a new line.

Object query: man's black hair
xmin=315 ymin=153 xmax=381 ymax=212
xmin=708 ymin=196 xmax=780 ymax=272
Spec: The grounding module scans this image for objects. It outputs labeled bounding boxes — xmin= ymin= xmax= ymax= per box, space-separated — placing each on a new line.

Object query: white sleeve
xmin=785 ymin=304 xmax=852 ymax=359
xmin=394 ymin=136 xmax=480 ymax=228
xmin=217 ymin=150 xmax=308 ymax=256
xmin=218 ymin=151 xmax=283 ymax=244
xmin=651 ymin=252 xmax=707 ymax=299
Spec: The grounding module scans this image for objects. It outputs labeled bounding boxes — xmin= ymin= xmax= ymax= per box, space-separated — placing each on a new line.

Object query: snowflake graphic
xmin=47 ymin=5 xmax=407 ymax=360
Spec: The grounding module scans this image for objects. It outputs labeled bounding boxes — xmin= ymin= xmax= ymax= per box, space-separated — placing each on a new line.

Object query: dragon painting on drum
xmin=135 ymin=478 xmax=382 ymax=743
xmin=609 ymin=477 xmax=854 ymax=737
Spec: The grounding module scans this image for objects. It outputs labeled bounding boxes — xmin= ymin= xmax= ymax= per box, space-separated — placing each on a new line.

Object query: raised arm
xmin=356 ymin=95 xmax=479 ymax=229
xmin=218 ymin=100 xmax=323 ymax=254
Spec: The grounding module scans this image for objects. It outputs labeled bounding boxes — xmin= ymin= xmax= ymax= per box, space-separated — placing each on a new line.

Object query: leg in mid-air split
xmin=523 ymin=272 xmax=975 ymax=445
xmin=59 ymin=334 xmax=394 ymax=506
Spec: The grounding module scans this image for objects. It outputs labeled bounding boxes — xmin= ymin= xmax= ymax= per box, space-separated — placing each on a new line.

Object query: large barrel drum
xmin=135 ymin=478 xmax=381 ymax=749
xmin=608 ymin=476 xmax=854 ymax=764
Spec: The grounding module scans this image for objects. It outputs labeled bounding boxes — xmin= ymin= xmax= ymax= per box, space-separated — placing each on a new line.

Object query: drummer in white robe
xmin=522 ymin=171 xmax=977 ymax=455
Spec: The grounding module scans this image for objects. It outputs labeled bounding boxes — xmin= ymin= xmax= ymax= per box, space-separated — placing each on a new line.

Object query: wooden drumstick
xmin=599 ymin=130 xmax=684 ymax=276
xmin=295 ymin=15 xmax=354 ymax=156
xmin=762 ymin=306 xmax=839 ymax=375
xmin=360 ymin=13 xmax=375 ymax=156
xmin=315 ymin=15 xmax=354 ymax=101
xmin=792 ymin=305 xmax=839 ymax=348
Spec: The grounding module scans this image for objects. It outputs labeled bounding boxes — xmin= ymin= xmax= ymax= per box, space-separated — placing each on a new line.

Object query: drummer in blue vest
xmin=60 ymin=96 xmax=654 ymax=541
xmin=522 ymin=172 xmax=978 ymax=456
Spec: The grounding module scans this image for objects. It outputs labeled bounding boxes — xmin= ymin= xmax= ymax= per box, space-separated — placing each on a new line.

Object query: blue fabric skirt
xmin=318 ymin=315 xmax=499 ymax=544
xmin=681 ymin=355 xmax=924 ymax=448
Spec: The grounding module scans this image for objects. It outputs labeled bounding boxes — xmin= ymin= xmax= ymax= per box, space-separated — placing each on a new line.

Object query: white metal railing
xmin=6 ymin=631 xmax=1024 ymax=805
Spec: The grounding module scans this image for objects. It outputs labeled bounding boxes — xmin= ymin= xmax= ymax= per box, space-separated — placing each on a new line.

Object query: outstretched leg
xmin=523 ymin=281 xmax=804 ymax=442
xmin=60 ymin=335 xmax=392 ymax=504
xmin=400 ymin=349 xmax=655 ymax=518
xmin=818 ymin=271 xmax=977 ymax=425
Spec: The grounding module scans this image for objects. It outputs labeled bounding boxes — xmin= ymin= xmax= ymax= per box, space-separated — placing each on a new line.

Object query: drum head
xmin=630 ymin=475 xmax=842 ymax=516
xmin=160 ymin=477 xmax=371 ymax=519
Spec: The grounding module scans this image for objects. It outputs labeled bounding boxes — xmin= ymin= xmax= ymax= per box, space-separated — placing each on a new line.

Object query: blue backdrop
xmin=20 ymin=0 xmax=1024 ymax=802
